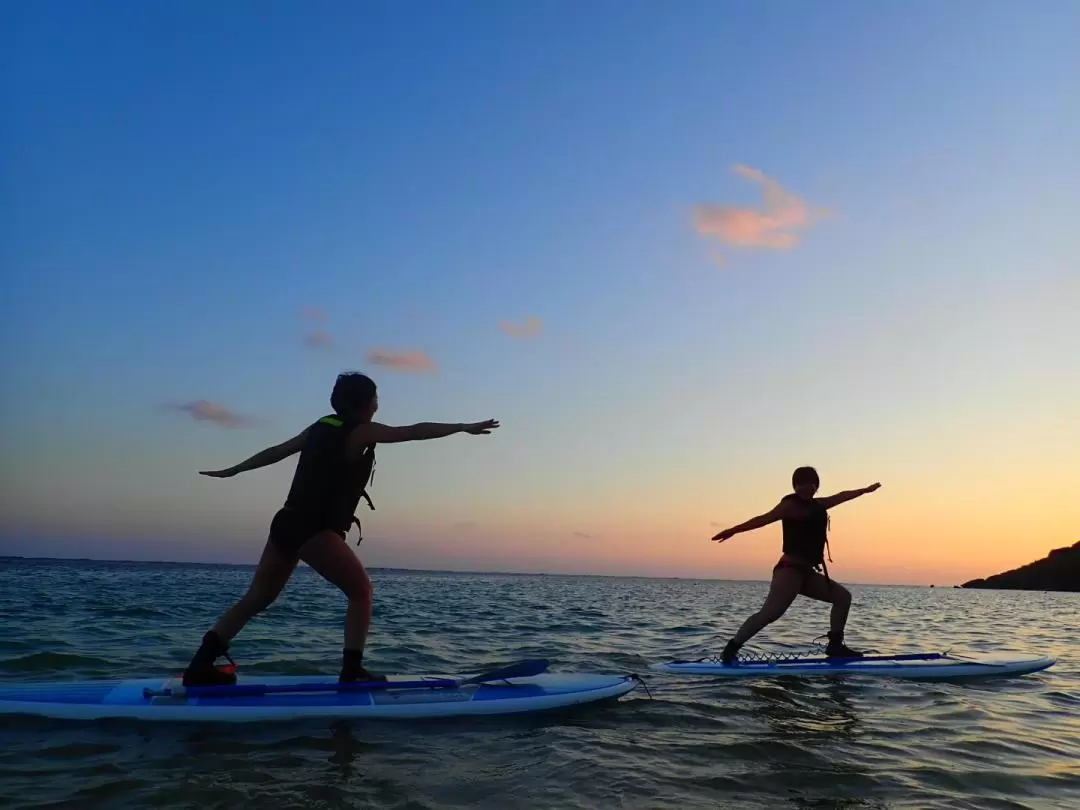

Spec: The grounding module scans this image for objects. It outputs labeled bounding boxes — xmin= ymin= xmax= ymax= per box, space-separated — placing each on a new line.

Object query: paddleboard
xmin=651 ymin=651 xmax=1056 ymax=681
xmin=0 ymin=671 xmax=639 ymax=722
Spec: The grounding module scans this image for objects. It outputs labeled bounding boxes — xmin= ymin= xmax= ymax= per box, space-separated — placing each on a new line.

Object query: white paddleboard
xmin=0 ymin=671 xmax=639 ymax=722
xmin=651 ymin=651 xmax=1056 ymax=680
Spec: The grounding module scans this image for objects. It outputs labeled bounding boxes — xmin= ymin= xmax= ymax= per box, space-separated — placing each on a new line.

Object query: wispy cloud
xmin=163 ymin=400 xmax=258 ymax=428
xmin=499 ymin=316 xmax=543 ymax=340
xmin=300 ymin=306 xmax=334 ymax=349
xmin=693 ymin=165 xmax=829 ymax=259
xmin=710 ymin=521 xmax=723 ymax=528
xmin=366 ymin=347 xmax=437 ymax=373
xmin=304 ymin=330 xmax=334 ymax=349
xmin=574 ymin=531 xmax=595 ymax=539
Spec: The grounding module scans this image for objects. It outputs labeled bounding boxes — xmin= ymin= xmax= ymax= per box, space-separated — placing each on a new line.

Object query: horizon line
xmin=0 ymin=554 xmax=947 ymax=588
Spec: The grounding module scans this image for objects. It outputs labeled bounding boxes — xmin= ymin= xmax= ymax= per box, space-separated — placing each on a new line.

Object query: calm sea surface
xmin=0 ymin=557 xmax=1077 ymax=810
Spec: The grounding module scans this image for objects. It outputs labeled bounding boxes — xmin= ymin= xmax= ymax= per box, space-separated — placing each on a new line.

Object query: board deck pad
xmin=0 ymin=671 xmax=640 ymax=722
xmin=651 ymin=651 xmax=1056 ymax=680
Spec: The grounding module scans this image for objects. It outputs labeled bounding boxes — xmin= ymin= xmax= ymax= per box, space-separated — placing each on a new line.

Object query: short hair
xmin=792 ymin=466 xmax=820 ymax=488
xmin=330 ymin=372 xmax=377 ymax=415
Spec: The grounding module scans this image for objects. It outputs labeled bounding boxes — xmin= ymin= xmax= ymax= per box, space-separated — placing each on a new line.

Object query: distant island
xmin=961 ymin=541 xmax=1080 ymax=593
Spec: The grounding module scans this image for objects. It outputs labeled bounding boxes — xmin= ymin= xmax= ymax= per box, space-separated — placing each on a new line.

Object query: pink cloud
xmin=366 ymin=347 xmax=437 ymax=373
xmin=164 ymin=400 xmax=257 ymax=428
xmin=300 ymin=307 xmax=335 ymax=348
xmin=693 ymin=165 xmax=828 ymax=256
xmin=499 ymin=316 xmax=543 ymax=340
xmin=304 ymin=330 xmax=334 ymax=349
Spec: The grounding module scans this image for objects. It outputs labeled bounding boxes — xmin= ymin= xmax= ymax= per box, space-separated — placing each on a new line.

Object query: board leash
xmin=628 ymin=673 xmax=653 ymax=699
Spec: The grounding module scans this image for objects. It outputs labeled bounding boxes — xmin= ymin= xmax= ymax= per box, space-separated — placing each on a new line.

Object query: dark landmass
xmin=961 ymin=541 xmax=1080 ymax=593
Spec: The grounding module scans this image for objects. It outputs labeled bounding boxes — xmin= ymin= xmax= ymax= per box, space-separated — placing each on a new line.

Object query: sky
xmin=2 ymin=1 xmax=1078 ymax=586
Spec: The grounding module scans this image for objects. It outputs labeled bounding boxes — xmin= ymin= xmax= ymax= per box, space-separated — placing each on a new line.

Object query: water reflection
xmin=327 ymin=720 xmax=366 ymax=780
xmin=747 ymin=678 xmax=861 ymax=741
xmin=746 ymin=677 xmax=883 ymax=809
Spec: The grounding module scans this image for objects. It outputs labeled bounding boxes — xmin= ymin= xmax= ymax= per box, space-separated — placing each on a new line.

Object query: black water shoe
xmin=825 ymin=631 xmax=864 ymax=659
xmin=721 ymin=639 xmax=742 ymax=666
xmin=339 ymin=648 xmax=388 ymax=683
xmin=181 ymin=630 xmax=238 ymax=687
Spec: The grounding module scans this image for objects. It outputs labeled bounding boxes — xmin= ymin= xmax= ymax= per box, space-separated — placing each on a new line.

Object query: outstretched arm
xmin=711 ymin=501 xmax=788 ymax=543
xmin=817 ymin=482 xmax=881 ymax=509
xmin=199 ymin=429 xmax=310 ymax=478
xmin=348 ymin=419 xmax=499 ymax=451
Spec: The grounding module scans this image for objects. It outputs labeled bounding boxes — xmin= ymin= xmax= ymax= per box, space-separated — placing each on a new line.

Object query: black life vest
xmin=780 ymin=493 xmax=830 ymax=566
xmin=282 ymin=415 xmax=376 ymax=543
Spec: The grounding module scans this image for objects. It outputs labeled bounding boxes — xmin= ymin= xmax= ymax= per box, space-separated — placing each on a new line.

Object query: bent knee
xmin=832 ymin=586 xmax=852 ymax=605
xmin=342 ymin=572 xmax=372 ymax=602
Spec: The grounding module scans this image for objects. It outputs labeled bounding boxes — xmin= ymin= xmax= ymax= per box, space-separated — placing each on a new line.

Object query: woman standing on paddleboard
xmin=181 ymin=372 xmax=499 ymax=686
xmin=710 ymin=467 xmax=880 ymax=664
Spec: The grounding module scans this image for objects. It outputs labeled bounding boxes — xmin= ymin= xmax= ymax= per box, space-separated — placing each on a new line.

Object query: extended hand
xmin=865 ymin=482 xmax=881 ymax=493
xmin=464 ymin=419 xmax=500 ymax=435
xmin=711 ymin=528 xmax=735 ymax=543
xmin=199 ymin=468 xmax=238 ymax=478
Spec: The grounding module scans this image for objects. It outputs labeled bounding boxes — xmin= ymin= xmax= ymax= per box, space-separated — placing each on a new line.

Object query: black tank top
xmin=283 ymin=415 xmax=375 ymax=531
xmin=780 ymin=494 xmax=829 ymax=565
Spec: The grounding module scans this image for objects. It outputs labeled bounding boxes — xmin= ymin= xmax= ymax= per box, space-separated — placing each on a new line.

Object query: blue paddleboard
xmin=0 ymin=670 xmax=639 ymax=722
xmin=651 ymin=651 xmax=1056 ymax=680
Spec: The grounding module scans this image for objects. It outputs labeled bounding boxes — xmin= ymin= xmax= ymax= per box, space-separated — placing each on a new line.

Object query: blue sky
xmin=2 ymin=1 xmax=1078 ymax=583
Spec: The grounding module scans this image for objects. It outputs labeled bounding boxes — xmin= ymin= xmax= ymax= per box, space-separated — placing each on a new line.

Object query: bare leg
xmin=799 ymin=572 xmax=861 ymax=656
xmin=299 ymin=531 xmax=373 ymax=653
xmin=731 ymin=566 xmax=804 ymax=646
xmin=212 ymin=540 xmax=299 ymax=642
xmin=183 ymin=540 xmax=298 ymax=685
xmin=798 ymin=572 xmax=853 ymax=636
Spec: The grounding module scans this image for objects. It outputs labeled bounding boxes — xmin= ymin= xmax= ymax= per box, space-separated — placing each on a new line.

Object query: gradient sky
xmin=2 ymin=1 xmax=1078 ymax=585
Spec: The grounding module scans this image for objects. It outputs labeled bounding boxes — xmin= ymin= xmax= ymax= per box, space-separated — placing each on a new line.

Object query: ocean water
xmin=0 ymin=557 xmax=1077 ymax=810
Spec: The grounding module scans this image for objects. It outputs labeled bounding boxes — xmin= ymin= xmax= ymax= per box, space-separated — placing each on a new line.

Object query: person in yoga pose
xmin=711 ymin=466 xmax=880 ymax=663
xmin=181 ymin=371 xmax=500 ymax=685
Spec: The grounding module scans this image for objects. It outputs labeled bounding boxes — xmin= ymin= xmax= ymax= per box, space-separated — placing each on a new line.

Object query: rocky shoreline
xmin=960 ymin=541 xmax=1079 ymax=592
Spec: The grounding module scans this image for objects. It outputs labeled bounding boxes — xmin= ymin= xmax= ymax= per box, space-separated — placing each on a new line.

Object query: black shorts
xmin=773 ymin=555 xmax=820 ymax=576
xmin=268 ymin=508 xmax=346 ymax=557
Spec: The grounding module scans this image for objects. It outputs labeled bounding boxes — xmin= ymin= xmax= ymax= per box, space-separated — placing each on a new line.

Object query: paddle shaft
xmin=173 ymin=677 xmax=458 ymax=698
xmin=146 ymin=658 xmax=552 ymax=699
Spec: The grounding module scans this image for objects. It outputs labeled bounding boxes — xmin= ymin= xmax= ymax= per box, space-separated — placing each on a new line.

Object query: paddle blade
xmin=461 ymin=659 xmax=550 ymax=685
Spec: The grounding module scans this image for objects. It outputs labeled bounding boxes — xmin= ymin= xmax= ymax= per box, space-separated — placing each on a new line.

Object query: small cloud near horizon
xmin=499 ymin=316 xmax=543 ymax=340
xmin=693 ymin=164 xmax=829 ymax=260
xmin=574 ymin=531 xmax=596 ymax=540
xmin=163 ymin=400 xmax=258 ymax=429
xmin=366 ymin=347 xmax=437 ymax=373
